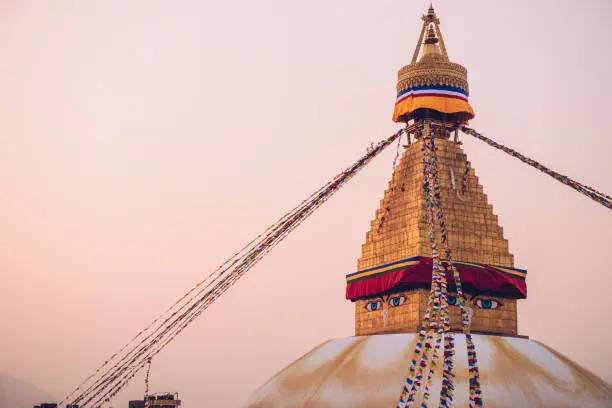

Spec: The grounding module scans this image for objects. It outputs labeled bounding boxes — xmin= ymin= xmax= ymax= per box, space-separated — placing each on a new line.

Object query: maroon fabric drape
xmin=346 ymin=258 xmax=527 ymax=300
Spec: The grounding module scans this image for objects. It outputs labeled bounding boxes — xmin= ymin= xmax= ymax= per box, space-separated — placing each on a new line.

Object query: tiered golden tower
xmin=352 ymin=136 xmax=520 ymax=336
xmin=348 ymin=4 xmax=524 ymax=338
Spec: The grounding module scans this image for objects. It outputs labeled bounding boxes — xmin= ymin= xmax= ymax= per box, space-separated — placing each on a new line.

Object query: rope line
xmin=461 ymin=159 xmax=470 ymax=195
xmin=397 ymin=123 xmax=482 ymax=408
xmin=378 ymin=133 xmax=403 ymax=232
xmin=67 ymin=158 xmax=375 ymax=405
xmin=144 ymin=358 xmax=152 ymax=408
xmin=461 ymin=126 xmax=611 ymax=209
xmin=63 ymin=130 xmax=403 ymax=407
xmin=63 ymin=178 xmax=341 ymax=405
xmin=426 ymin=129 xmax=481 ymax=407
xmin=398 ymin=126 xmax=446 ymax=408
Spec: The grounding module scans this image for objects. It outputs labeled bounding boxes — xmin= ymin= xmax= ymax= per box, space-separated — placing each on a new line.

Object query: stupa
xmin=244 ymin=5 xmax=612 ymax=408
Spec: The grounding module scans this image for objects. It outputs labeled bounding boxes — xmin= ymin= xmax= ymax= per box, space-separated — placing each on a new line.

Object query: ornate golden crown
xmin=396 ymin=5 xmax=469 ymax=95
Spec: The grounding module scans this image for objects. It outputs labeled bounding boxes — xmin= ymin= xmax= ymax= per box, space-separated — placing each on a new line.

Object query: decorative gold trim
xmin=397 ymin=5 xmax=469 ymax=95
xmin=397 ymin=62 xmax=469 ymax=94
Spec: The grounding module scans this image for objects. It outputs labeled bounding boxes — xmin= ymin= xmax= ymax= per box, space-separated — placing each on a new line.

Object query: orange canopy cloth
xmin=392 ymin=84 xmax=475 ymax=122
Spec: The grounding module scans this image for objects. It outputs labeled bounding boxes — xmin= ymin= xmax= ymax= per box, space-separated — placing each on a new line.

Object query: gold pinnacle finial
xmin=423 ymin=3 xmax=439 ymax=24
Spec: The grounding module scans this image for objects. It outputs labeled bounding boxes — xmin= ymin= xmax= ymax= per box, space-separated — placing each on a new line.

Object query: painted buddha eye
xmin=447 ymin=295 xmax=458 ymax=306
xmin=475 ymin=298 xmax=501 ymax=310
xmin=365 ymin=300 xmax=383 ymax=312
xmin=388 ymin=295 xmax=406 ymax=307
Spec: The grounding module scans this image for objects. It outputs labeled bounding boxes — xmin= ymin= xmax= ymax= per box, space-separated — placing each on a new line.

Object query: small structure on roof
xmin=128 ymin=393 xmax=181 ymax=408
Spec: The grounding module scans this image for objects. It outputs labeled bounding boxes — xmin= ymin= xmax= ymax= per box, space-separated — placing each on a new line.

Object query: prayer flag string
xmin=379 ymin=134 xmax=403 ymax=232
xmin=143 ymin=358 xmax=152 ymax=408
xmin=397 ymin=123 xmax=482 ymax=408
xmin=426 ymin=128 xmax=482 ymax=407
xmin=63 ymin=130 xmax=403 ymax=407
xmin=461 ymin=126 xmax=611 ymax=209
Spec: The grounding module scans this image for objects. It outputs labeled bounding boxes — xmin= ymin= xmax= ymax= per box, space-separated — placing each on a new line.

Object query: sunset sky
xmin=0 ymin=0 xmax=611 ymax=406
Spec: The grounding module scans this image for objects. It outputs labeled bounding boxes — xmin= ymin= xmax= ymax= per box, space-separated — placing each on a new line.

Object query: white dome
xmin=245 ymin=334 xmax=612 ymax=408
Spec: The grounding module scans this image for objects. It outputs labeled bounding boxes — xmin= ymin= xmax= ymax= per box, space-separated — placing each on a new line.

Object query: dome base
xmin=245 ymin=333 xmax=612 ymax=408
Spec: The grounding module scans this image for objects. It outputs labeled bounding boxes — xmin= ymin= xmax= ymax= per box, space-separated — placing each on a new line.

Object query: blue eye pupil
xmin=481 ymin=300 xmax=492 ymax=309
xmin=447 ymin=296 xmax=457 ymax=305
xmin=371 ymin=303 xmax=378 ymax=311
xmin=392 ymin=298 xmax=399 ymax=306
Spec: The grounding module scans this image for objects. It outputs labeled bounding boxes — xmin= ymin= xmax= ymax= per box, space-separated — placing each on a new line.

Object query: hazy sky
xmin=0 ymin=0 xmax=611 ymax=407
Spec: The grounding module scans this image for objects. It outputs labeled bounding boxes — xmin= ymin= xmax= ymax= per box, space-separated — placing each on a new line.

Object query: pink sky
xmin=0 ymin=0 xmax=611 ymax=406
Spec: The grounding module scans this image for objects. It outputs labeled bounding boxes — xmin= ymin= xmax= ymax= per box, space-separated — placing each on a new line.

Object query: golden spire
xmin=413 ymin=3 xmax=445 ymax=62
xmin=426 ymin=3 xmax=437 ymax=21
xmin=393 ymin=5 xmax=474 ymax=124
